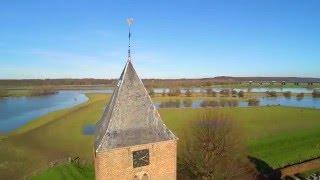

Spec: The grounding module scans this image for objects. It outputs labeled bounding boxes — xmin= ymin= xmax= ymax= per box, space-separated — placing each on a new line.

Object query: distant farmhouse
xmin=94 ymin=19 xmax=178 ymax=180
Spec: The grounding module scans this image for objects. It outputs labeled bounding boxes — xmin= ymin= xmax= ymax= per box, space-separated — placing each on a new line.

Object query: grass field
xmin=1 ymin=93 xmax=320 ymax=179
xmin=31 ymin=163 xmax=94 ymax=180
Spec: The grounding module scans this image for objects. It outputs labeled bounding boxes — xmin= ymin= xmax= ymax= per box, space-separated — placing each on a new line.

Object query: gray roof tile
xmin=95 ymin=60 xmax=176 ymax=152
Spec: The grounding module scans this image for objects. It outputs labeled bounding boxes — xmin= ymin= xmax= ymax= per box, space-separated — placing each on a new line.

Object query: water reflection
xmin=83 ymin=124 xmax=95 ymax=135
xmin=159 ymin=100 xmax=181 ymax=108
xmin=183 ymin=99 xmax=193 ymax=107
xmin=155 ymin=97 xmax=320 ymax=109
xmin=153 ymin=87 xmax=320 ymax=94
xmin=156 ymin=99 xmax=243 ymax=108
xmin=248 ymin=99 xmax=260 ymax=106
xmin=0 ymin=91 xmax=88 ymax=133
xmin=65 ymin=87 xmax=319 ymax=95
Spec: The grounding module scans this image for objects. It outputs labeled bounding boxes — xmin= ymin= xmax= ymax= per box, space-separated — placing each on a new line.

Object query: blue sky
xmin=1 ymin=0 xmax=320 ymax=79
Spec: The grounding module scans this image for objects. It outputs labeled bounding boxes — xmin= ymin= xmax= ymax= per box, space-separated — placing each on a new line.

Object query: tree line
xmin=3 ymin=78 xmax=318 ymax=88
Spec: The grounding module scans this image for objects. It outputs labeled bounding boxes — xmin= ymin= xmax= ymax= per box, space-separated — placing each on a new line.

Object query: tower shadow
xmin=248 ymin=156 xmax=281 ymax=180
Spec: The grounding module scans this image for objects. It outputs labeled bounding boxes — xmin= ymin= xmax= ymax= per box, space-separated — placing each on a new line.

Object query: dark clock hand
xmin=139 ymin=154 xmax=147 ymax=160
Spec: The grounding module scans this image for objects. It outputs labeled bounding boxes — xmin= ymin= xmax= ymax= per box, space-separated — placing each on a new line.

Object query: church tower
xmin=94 ymin=19 xmax=178 ymax=180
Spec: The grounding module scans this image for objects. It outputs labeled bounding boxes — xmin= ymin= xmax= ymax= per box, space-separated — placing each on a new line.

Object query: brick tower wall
xmin=94 ymin=139 xmax=177 ymax=180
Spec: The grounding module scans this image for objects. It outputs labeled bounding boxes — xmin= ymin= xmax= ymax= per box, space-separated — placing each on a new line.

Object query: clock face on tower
xmin=132 ymin=149 xmax=149 ymax=168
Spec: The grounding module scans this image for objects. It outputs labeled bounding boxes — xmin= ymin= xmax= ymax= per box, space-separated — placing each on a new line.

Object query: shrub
xmin=183 ymin=99 xmax=193 ymax=107
xmin=175 ymin=89 xmax=182 ymax=96
xmin=211 ymin=90 xmax=217 ymax=97
xmin=220 ymin=99 xmax=227 ymax=107
xmin=148 ymin=88 xmax=155 ymax=97
xmin=283 ymin=91 xmax=291 ymax=98
xmin=296 ymin=93 xmax=304 ymax=100
xmin=266 ymin=91 xmax=277 ymax=97
xmin=200 ymin=100 xmax=219 ymax=107
xmin=167 ymin=89 xmax=174 ymax=96
xmin=205 ymin=88 xmax=212 ymax=96
xmin=238 ymin=90 xmax=245 ymax=98
xmin=228 ymin=99 xmax=239 ymax=107
xmin=30 ymin=86 xmax=57 ymax=96
xmin=231 ymin=90 xmax=237 ymax=95
xmin=0 ymin=89 xmax=8 ymax=97
xmin=185 ymin=89 xmax=192 ymax=97
xmin=248 ymin=98 xmax=260 ymax=106
xmin=312 ymin=90 xmax=320 ymax=98
xmin=200 ymin=100 xmax=208 ymax=107
xmin=159 ymin=100 xmax=180 ymax=108
xmin=161 ymin=90 xmax=166 ymax=96
xmin=220 ymin=89 xmax=230 ymax=96
xmin=168 ymin=88 xmax=181 ymax=96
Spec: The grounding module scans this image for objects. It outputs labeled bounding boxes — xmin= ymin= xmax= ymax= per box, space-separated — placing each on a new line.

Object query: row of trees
xmin=0 ymin=86 xmax=58 ymax=98
xmin=0 ymin=89 xmax=8 ymax=97
xmin=150 ymin=88 xmax=320 ymax=99
xmin=29 ymin=86 xmax=58 ymax=96
xmin=312 ymin=90 xmax=320 ymax=98
xmin=200 ymin=99 xmax=239 ymax=107
xmin=158 ymin=99 xmax=262 ymax=108
xmin=266 ymin=90 xmax=320 ymax=99
xmin=149 ymin=88 xmax=246 ymax=98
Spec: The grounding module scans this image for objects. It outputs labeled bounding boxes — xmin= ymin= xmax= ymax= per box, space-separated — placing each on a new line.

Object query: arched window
xmin=133 ymin=175 xmax=139 ymax=180
xmin=142 ymin=173 xmax=148 ymax=180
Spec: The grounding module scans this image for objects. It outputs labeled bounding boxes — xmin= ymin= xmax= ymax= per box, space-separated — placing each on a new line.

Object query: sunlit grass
xmin=30 ymin=163 xmax=94 ymax=180
xmin=1 ymin=94 xmax=320 ymax=179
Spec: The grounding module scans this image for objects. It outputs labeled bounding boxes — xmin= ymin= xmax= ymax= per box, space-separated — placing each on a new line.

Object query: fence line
xmin=277 ymin=157 xmax=320 ymax=178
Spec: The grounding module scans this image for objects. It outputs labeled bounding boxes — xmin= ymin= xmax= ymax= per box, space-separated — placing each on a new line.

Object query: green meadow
xmin=0 ymin=94 xmax=320 ymax=179
xmin=31 ymin=164 xmax=94 ymax=180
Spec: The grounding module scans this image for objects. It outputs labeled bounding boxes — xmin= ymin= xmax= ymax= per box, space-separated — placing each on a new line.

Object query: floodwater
xmin=0 ymin=91 xmax=88 ymax=133
xmin=1 ymin=88 xmax=319 ymax=134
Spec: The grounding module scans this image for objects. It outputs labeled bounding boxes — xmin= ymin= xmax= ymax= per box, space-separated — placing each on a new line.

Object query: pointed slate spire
xmin=95 ymin=60 xmax=176 ymax=152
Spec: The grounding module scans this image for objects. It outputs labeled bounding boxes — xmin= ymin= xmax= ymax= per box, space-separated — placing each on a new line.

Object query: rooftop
xmin=94 ymin=60 xmax=176 ymax=152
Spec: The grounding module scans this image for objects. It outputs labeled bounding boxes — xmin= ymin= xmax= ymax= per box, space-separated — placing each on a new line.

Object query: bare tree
xmin=266 ymin=91 xmax=277 ymax=97
xmin=211 ymin=91 xmax=217 ymax=97
xmin=296 ymin=93 xmax=304 ymax=100
xmin=161 ymin=89 xmax=166 ymax=96
xmin=30 ymin=86 xmax=57 ymax=96
xmin=179 ymin=112 xmax=258 ymax=180
xmin=248 ymin=98 xmax=260 ymax=106
xmin=283 ymin=91 xmax=291 ymax=98
xmin=312 ymin=90 xmax=320 ymax=98
xmin=148 ymin=88 xmax=155 ymax=97
xmin=185 ymin=89 xmax=192 ymax=97
xmin=206 ymin=88 xmax=213 ymax=96
xmin=231 ymin=90 xmax=237 ymax=96
xmin=220 ymin=89 xmax=230 ymax=97
xmin=183 ymin=99 xmax=193 ymax=107
xmin=238 ymin=91 xmax=245 ymax=98
xmin=168 ymin=88 xmax=181 ymax=96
